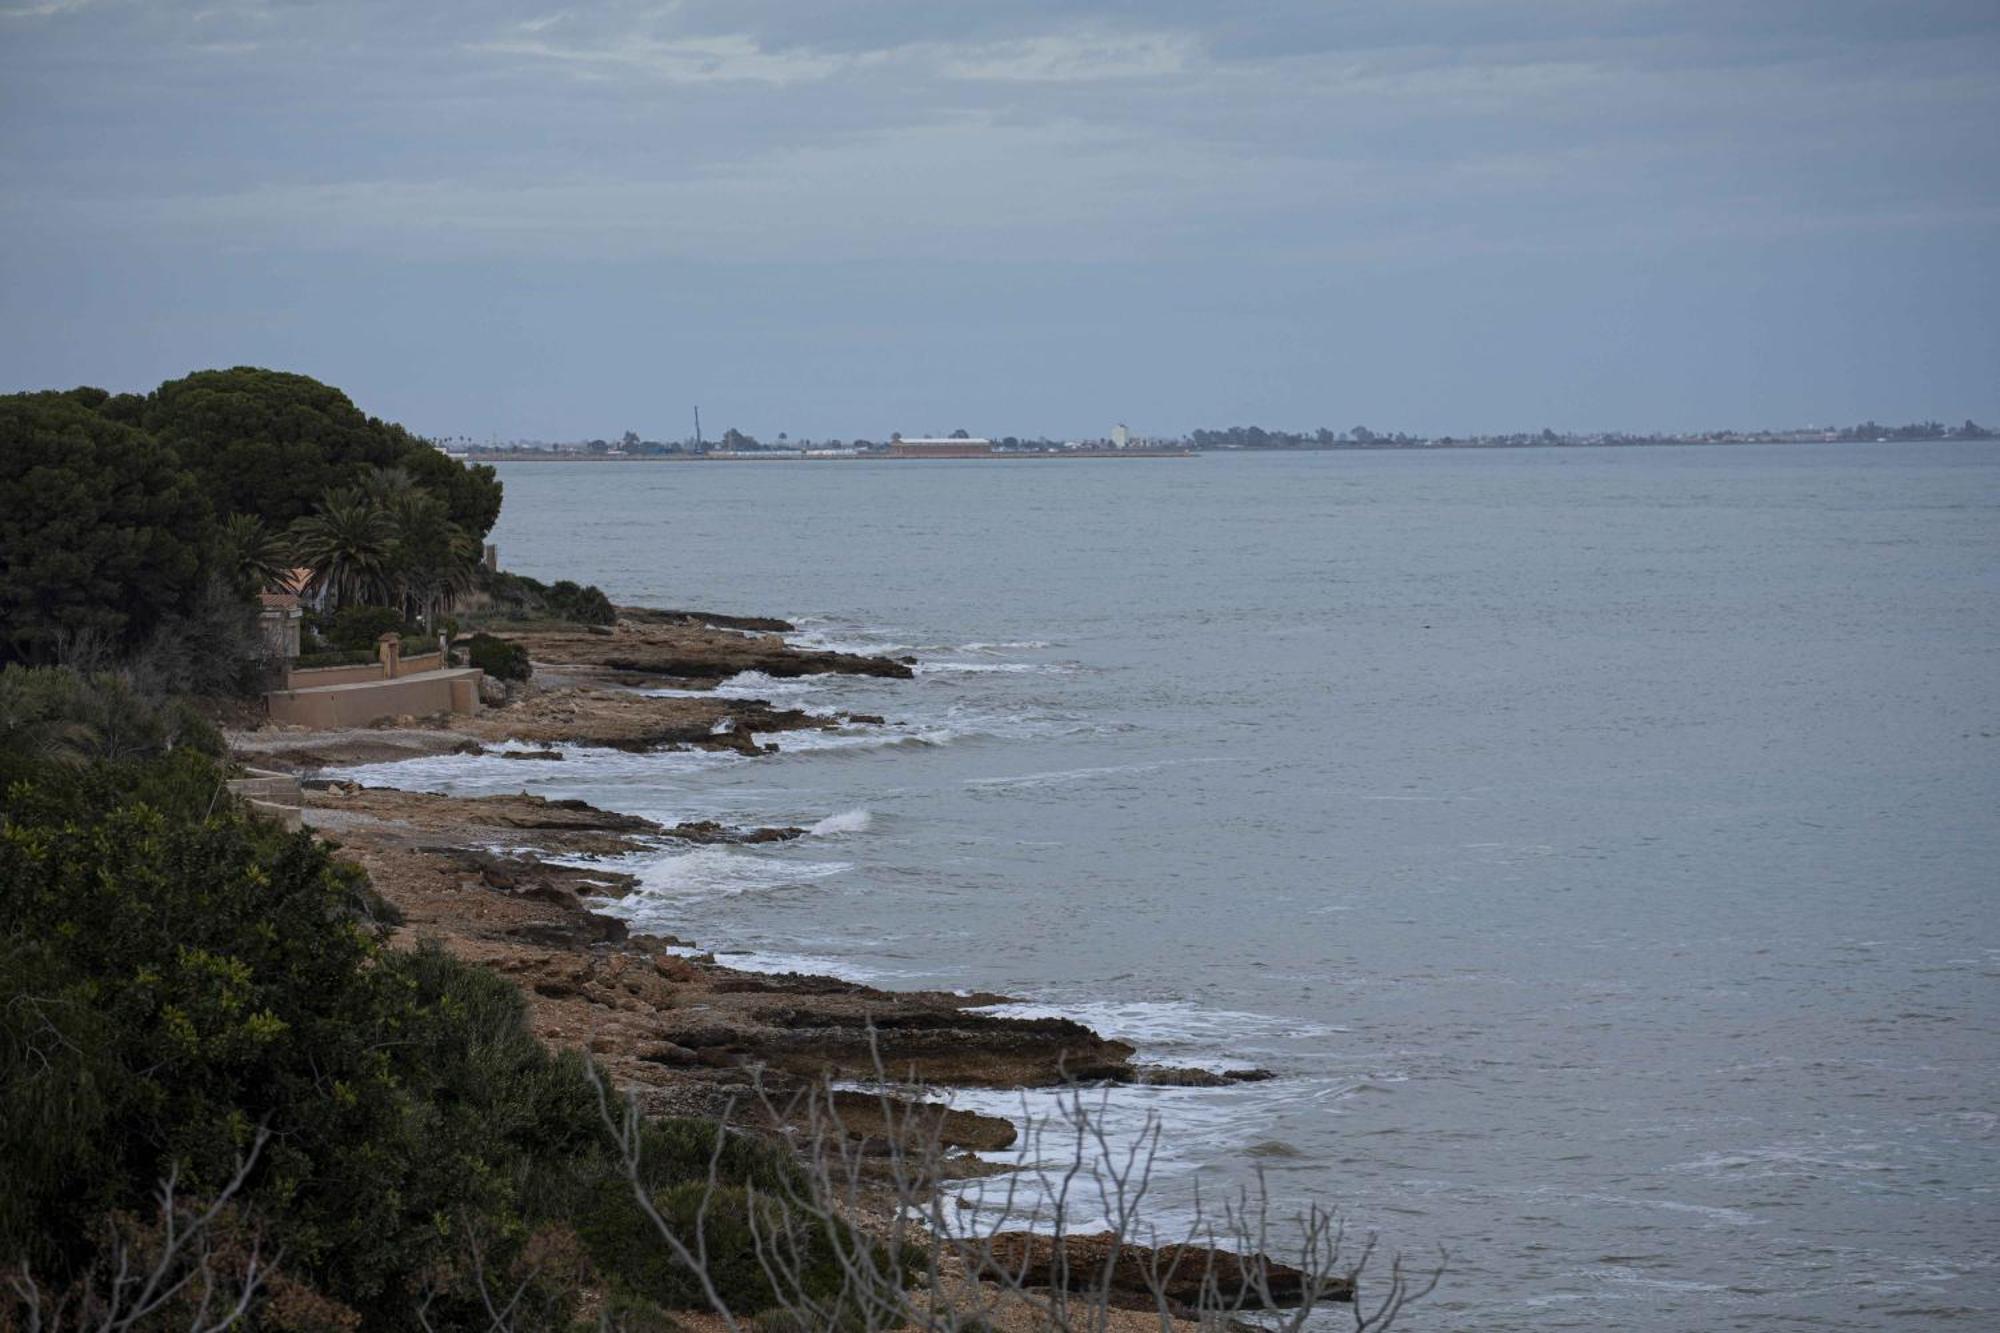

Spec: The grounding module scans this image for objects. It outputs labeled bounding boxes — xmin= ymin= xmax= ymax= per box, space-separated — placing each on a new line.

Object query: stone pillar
xmin=377 ymin=631 xmax=401 ymax=678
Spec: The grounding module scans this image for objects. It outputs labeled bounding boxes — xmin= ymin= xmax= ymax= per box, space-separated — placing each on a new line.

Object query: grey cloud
xmin=1 ymin=1 xmax=1995 ymax=433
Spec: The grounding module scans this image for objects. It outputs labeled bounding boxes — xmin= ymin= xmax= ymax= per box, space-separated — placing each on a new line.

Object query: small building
xmin=888 ymin=435 xmax=995 ymax=459
xmin=256 ymin=568 xmax=315 ymax=660
xmin=1112 ymin=423 xmax=1131 ymax=449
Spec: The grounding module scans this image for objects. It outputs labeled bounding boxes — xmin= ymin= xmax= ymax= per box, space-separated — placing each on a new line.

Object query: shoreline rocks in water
xmin=617 ymin=606 xmax=797 ymax=633
xmin=459 ymin=685 xmax=855 ymax=752
xmin=982 ymin=1232 xmax=1356 ymax=1311
xmin=289 ymin=781 xmax=1265 ymax=1139
xmin=233 ymin=688 xmax=882 ymax=767
xmin=232 ymin=607 xmax=907 ymax=767
xmin=228 ymin=603 xmax=1296 ymax=1298
xmin=489 ymin=614 xmax=914 ymax=684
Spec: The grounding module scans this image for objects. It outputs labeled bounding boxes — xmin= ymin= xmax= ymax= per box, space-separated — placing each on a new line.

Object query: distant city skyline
xmin=3 ymin=2 xmax=1996 ymax=440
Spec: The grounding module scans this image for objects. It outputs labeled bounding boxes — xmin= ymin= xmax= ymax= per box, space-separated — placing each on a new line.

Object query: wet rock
xmin=636 ymin=1041 xmax=702 ymax=1067
xmin=982 ymin=1232 xmax=1355 ymax=1310
xmin=509 ymin=912 xmax=628 ymax=948
xmin=519 ymin=880 xmax=584 ymax=911
xmin=1133 ymin=1065 xmax=1277 ymax=1088
xmin=488 ymin=618 xmax=913 ymax=682
xmin=822 ymin=1090 xmax=1019 ymax=1152
xmin=698 ymin=729 xmax=765 ymax=757
xmin=619 ymin=607 xmax=797 ymax=633
xmin=664 ymin=820 xmax=806 ymax=845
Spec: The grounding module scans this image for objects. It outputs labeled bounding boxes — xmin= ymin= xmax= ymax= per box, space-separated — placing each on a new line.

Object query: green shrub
xmin=1 ymin=669 xmax=883 ymax=1329
xmin=477 ymin=570 xmax=617 ymax=627
xmin=0 ymin=392 xmax=218 ymax=665
xmin=322 ymin=604 xmax=412 ymax=652
xmin=292 ymin=649 xmax=376 ymax=669
xmin=465 ymin=632 xmax=531 ymax=681
xmin=547 ymin=579 xmax=617 ymax=626
xmin=0 ymin=665 xmax=221 ymax=787
xmin=577 ymin=1181 xmax=868 ymax=1317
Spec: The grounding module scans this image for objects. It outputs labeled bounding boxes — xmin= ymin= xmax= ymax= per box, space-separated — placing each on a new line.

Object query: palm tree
xmin=384 ymin=489 xmax=452 ymax=625
xmin=358 ymin=465 xmax=417 ymax=507
xmin=217 ymin=513 xmax=291 ymax=595
xmin=290 ymin=488 xmax=394 ymax=609
xmin=435 ymin=523 xmax=484 ymax=622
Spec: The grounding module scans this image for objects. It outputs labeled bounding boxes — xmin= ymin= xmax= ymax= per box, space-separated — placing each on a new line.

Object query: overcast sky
xmin=3 ymin=1 xmax=1996 ymax=440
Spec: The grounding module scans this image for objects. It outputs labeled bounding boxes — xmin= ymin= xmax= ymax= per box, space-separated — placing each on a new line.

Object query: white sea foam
xmin=705 ymin=948 xmax=882 ymax=980
xmin=324 ymin=742 xmax=732 ymax=796
xmin=920 ymin=1077 xmax=1340 ymax=1236
xmin=1557 ymin=1192 xmax=1762 ymax=1228
xmin=914 ymin=660 xmax=1073 ymax=676
xmin=787 ymin=631 xmax=912 ymax=657
xmin=597 ymin=846 xmax=851 ymax=913
xmin=963 ymin=756 xmax=1244 ymax=792
xmin=640 ymin=670 xmax=835 ymax=701
xmin=717 ymin=670 xmax=835 ymax=698
xmin=809 ymin=807 xmax=874 ymax=836
xmin=772 ymin=706 xmax=1103 ymax=754
xmin=1665 ymin=1142 xmax=1896 ymax=1181
xmin=971 ymin=998 xmax=1341 ymax=1055
xmin=773 ymin=726 xmax=953 ymax=753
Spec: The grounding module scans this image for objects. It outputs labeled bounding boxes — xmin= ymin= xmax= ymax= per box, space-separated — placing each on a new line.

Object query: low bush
xmin=320 ymin=604 xmax=416 ymax=652
xmin=546 ymin=578 xmax=617 ymax=626
xmin=576 ymin=1179 xmax=890 ymax=1317
xmin=292 ymin=648 xmax=376 ymax=669
xmin=0 ymin=668 xmax=871 ymax=1331
xmin=477 ymin=570 xmax=617 ymax=626
xmin=0 ymin=664 xmax=221 ymax=787
xmin=465 ymin=632 xmax=531 ymax=681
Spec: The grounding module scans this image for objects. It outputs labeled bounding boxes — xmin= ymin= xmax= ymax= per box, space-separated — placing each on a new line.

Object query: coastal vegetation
xmin=0 ymin=670 xmax=889 ymax=1330
xmin=2 ymin=368 xmax=1432 ymax=1330
xmin=0 ymin=663 xmax=1423 ymax=1331
xmin=466 ymin=631 xmax=534 ymax=681
xmin=0 ymin=369 xmax=503 ymax=674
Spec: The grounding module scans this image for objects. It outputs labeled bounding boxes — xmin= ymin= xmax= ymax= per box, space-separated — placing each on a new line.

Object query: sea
xmin=339 ymin=444 xmax=1999 ymax=1330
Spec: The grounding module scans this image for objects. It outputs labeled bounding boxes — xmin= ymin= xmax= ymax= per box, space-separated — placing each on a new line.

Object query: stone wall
xmin=266 ymin=668 xmax=484 ymax=729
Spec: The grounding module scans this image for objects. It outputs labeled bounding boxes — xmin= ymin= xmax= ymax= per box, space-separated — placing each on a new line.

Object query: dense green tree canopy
xmin=0 ymin=670 xmax=887 ymax=1330
xmin=0 ymin=393 xmax=217 ymax=662
xmin=1 ymin=369 xmax=504 ymax=668
xmin=142 ymin=367 xmax=502 ymax=536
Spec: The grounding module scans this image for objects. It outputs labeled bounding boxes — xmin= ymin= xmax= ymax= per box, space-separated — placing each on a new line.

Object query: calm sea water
xmin=359 ymin=445 xmax=1999 ymax=1329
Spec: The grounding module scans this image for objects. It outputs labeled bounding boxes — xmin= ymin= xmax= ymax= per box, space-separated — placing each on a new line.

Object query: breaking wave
xmin=808 ymin=807 xmax=874 ymax=836
xmin=602 ymin=845 xmax=851 ymax=912
xmin=970 ymin=997 xmax=1341 ymax=1058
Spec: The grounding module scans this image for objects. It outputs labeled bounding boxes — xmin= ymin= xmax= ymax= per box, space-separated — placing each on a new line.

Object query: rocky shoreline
xmin=231 ymin=607 xmax=1302 ymax=1319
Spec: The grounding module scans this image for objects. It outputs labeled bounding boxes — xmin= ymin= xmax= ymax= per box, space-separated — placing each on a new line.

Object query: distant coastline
xmin=462 ymin=431 xmax=1993 ymax=463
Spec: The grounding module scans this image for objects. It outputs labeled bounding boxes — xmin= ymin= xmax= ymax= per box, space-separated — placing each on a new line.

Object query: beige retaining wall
xmin=266 ymin=668 xmax=484 ymax=729
xmin=395 ymin=650 xmax=445 ymax=677
xmin=286 ymin=662 xmax=386 ymax=689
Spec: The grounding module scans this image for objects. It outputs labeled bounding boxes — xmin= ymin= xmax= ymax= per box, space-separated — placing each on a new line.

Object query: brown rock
xmin=664 ymin=820 xmax=806 ymax=845
xmin=1133 ymin=1065 xmax=1277 ymax=1088
xmin=485 ymin=618 xmax=912 ymax=682
xmin=619 ymin=608 xmax=797 ymax=633
xmin=983 ymin=1232 xmax=1355 ymax=1309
